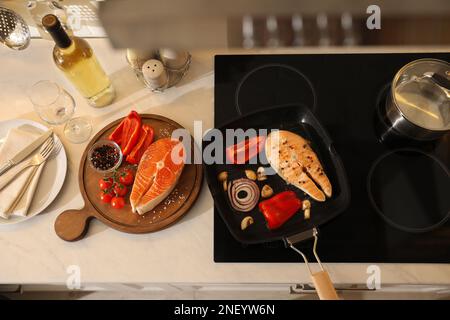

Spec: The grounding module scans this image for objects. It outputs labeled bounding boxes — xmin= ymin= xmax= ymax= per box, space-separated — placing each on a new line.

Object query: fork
xmin=5 ymin=139 xmax=62 ymax=214
xmin=0 ymin=137 xmax=54 ymax=191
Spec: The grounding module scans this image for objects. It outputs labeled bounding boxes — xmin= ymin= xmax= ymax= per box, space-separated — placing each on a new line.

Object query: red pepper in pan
xmin=258 ymin=191 xmax=302 ymax=230
xmin=226 ymin=136 xmax=266 ymax=164
xmin=126 ymin=124 xmax=154 ymax=164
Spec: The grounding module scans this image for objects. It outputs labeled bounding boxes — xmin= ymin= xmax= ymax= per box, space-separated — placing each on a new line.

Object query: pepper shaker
xmin=142 ymin=59 xmax=168 ymax=90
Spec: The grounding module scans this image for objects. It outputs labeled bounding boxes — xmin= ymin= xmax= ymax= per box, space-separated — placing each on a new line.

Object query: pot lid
xmin=392 ymin=59 xmax=450 ymax=131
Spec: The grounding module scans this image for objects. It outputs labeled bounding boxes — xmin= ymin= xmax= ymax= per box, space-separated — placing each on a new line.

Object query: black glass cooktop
xmin=213 ymin=53 xmax=450 ymax=263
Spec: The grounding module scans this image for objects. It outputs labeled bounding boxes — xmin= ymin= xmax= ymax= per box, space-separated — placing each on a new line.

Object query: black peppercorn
xmin=90 ymin=144 xmax=120 ymax=171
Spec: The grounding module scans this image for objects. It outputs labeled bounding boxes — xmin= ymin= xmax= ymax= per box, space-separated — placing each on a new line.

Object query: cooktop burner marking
xmin=367 ymin=148 xmax=450 ymax=233
xmin=235 ymin=63 xmax=317 ymax=116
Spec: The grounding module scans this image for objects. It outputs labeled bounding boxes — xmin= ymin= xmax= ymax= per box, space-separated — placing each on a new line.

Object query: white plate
xmin=0 ymin=119 xmax=67 ymax=225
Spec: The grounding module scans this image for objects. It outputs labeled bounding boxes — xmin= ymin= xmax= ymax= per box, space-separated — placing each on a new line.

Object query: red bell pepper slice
xmin=108 ymin=119 xmax=125 ymax=145
xmin=122 ymin=112 xmax=141 ymax=155
xmin=226 ymin=135 xmax=266 ymax=164
xmin=121 ymin=118 xmax=131 ymax=150
xmin=108 ymin=111 xmax=142 ymax=156
xmin=258 ymin=191 xmax=302 ymax=230
xmin=126 ymin=125 xmax=154 ymax=164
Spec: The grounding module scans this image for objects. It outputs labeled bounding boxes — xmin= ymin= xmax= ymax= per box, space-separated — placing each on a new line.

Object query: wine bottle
xmin=42 ymin=14 xmax=115 ymax=108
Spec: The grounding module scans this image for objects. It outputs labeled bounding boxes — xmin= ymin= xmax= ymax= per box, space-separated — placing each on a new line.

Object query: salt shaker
xmin=158 ymin=49 xmax=189 ymax=71
xmin=142 ymin=59 xmax=168 ymax=90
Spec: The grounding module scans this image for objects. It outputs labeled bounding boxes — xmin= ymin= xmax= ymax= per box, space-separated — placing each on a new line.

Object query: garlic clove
xmin=304 ymin=208 xmax=311 ymax=220
xmin=218 ymin=171 xmax=228 ymax=182
xmin=257 ymin=166 xmax=267 ymax=181
xmin=245 ymin=169 xmax=257 ymax=180
xmin=241 ymin=216 xmax=254 ymax=230
xmin=261 ymin=184 xmax=274 ymax=198
xmin=302 ymin=199 xmax=311 ymax=210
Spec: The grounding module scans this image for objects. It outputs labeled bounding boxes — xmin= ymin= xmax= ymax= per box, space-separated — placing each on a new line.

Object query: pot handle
xmin=428 ymin=72 xmax=450 ymax=91
xmin=286 ymin=228 xmax=339 ymax=300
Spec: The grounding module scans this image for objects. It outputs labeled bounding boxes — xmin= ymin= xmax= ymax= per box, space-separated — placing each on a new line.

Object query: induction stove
xmin=213 ymin=53 xmax=450 ymax=263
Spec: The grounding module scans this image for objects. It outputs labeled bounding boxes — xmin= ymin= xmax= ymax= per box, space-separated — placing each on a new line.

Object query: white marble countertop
xmin=0 ymin=39 xmax=450 ymax=287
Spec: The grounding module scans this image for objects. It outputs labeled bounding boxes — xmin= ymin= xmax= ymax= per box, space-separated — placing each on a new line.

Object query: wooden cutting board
xmin=55 ymin=114 xmax=203 ymax=241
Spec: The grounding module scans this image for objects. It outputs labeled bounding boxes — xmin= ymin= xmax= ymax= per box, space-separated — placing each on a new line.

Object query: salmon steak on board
xmin=130 ymin=138 xmax=185 ymax=215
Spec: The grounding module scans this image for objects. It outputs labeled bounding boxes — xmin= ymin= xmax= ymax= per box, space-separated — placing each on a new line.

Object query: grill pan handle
xmin=285 ymin=228 xmax=339 ymax=300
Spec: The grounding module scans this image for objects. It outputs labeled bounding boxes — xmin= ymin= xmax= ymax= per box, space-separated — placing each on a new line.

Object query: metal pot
xmin=385 ymin=58 xmax=450 ymax=141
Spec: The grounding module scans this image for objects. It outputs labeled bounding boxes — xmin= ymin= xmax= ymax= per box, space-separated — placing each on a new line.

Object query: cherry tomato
xmin=111 ymin=197 xmax=125 ymax=209
xmin=99 ymin=177 xmax=113 ymax=190
xmin=113 ymin=183 xmax=128 ymax=197
xmin=99 ymin=191 xmax=113 ymax=203
xmin=119 ymin=169 xmax=134 ymax=186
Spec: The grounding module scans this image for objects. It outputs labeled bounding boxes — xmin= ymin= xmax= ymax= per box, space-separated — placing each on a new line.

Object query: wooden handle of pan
xmin=311 ymin=270 xmax=339 ymax=300
xmin=55 ymin=206 xmax=94 ymax=242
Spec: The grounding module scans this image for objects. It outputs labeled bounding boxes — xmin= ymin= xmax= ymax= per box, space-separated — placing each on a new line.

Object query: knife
xmin=0 ymin=129 xmax=53 ymax=176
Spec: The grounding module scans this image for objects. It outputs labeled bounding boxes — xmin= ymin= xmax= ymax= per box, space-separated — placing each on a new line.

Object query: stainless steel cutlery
xmin=4 ymin=139 xmax=62 ymax=214
xmin=0 ymin=129 xmax=53 ymax=176
xmin=0 ymin=136 xmax=55 ymax=191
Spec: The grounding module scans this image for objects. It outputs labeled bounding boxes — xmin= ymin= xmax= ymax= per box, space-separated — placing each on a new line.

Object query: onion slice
xmin=228 ymin=178 xmax=259 ymax=212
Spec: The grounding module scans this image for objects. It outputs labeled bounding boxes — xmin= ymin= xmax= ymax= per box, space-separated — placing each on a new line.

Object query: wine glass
xmin=28 ymin=80 xmax=92 ymax=143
